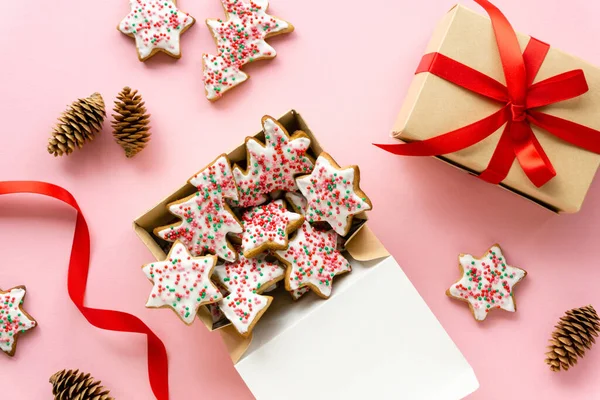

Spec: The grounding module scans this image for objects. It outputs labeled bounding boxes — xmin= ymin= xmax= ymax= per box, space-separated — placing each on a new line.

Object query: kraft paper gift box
xmin=390 ymin=4 xmax=600 ymax=213
xmin=134 ymin=110 xmax=479 ymax=400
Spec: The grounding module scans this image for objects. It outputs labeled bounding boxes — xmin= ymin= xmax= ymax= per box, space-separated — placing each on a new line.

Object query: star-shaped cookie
xmin=155 ymin=155 xmax=243 ymax=262
xmin=213 ymin=252 xmax=284 ymax=337
xmin=447 ymin=244 xmax=527 ymax=322
xmin=275 ymin=222 xmax=351 ymax=299
xmin=232 ymin=116 xmax=314 ymax=208
xmin=202 ymin=0 xmax=294 ymax=100
xmin=240 ymin=200 xmax=304 ymax=258
xmin=296 ymin=153 xmax=372 ymax=236
xmin=1 ymin=286 xmax=37 ymax=357
xmin=142 ymin=241 xmax=223 ymax=324
xmin=118 ymin=0 xmax=195 ymax=61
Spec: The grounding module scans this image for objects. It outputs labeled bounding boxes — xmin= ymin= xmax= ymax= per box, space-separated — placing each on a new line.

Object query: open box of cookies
xmin=134 ymin=110 xmax=479 ymax=400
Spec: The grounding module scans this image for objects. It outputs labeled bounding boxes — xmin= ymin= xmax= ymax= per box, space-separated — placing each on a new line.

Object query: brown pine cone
xmin=545 ymin=305 xmax=600 ymax=371
xmin=47 ymin=93 xmax=106 ymax=157
xmin=111 ymin=87 xmax=151 ymax=158
xmin=49 ymin=369 xmax=114 ymax=400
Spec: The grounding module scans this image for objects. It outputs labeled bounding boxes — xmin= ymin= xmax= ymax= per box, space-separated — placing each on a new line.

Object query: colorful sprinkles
xmin=213 ymin=252 xmax=284 ymax=336
xmin=142 ymin=242 xmax=223 ymax=325
xmin=447 ymin=245 xmax=527 ymax=321
xmin=296 ymin=153 xmax=371 ymax=236
xmin=240 ymin=200 xmax=303 ymax=257
xmin=202 ymin=0 xmax=293 ymax=100
xmin=156 ymin=155 xmax=243 ymax=262
xmin=275 ymin=222 xmax=351 ymax=299
xmin=118 ymin=0 xmax=195 ymax=60
xmin=0 ymin=287 xmax=36 ymax=356
xmin=232 ymin=117 xmax=314 ymax=208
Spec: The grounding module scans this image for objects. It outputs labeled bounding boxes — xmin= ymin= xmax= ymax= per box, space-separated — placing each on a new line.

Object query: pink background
xmin=1 ymin=0 xmax=600 ymax=398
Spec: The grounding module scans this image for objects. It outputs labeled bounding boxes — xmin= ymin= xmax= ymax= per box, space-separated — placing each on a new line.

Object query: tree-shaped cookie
xmin=296 ymin=152 xmax=372 ymax=236
xmin=232 ymin=116 xmax=314 ymax=208
xmin=118 ymin=0 xmax=195 ymax=61
xmin=203 ymin=0 xmax=294 ymax=100
xmin=1 ymin=286 xmax=37 ymax=357
xmin=155 ymin=155 xmax=243 ymax=262
xmin=240 ymin=200 xmax=304 ymax=258
xmin=447 ymin=244 xmax=527 ymax=321
xmin=213 ymin=252 xmax=284 ymax=336
xmin=142 ymin=242 xmax=223 ymax=324
xmin=274 ymin=222 xmax=351 ymax=299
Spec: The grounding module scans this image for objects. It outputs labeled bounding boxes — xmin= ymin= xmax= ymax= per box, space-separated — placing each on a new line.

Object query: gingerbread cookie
xmin=213 ymin=252 xmax=284 ymax=336
xmin=275 ymin=222 xmax=351 ymax=299
xmin=285 ymin=192 xmax=307 ymax=216
xmin=155 ymin=155 xmax=243 ymax=262
xmin=232 ymin=116 xmax=314 ymax=208
xmin=296 ymin=153 xmax=372 ymax=236
xmin=447 ymin=244 xmax=527 ymax=322
xmin=240 ymin=200 xmax=304 ymax=258
xmin=1 ymin=286 xmax=37 ymax=357
xmin=202 ymin=0 xmax=294 ymax=100
xmin=142 ymin=241 xmax=222 ymax=324
xmin=118 ymin=0 xmax=195 ymax=61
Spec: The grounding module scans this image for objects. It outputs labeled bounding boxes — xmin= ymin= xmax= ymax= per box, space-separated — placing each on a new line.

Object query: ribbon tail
xmin=528 ymin=111 xmax=600 ymax=153
xmin=478 ymin=123 xmax=516 ymax=184
xmin=375 ymin=105 xmax=510 ymax=156
xmin=0 ymin=181 xmax=169 ymax=400
xmin=511 ymin=122 xmax=557 ymax=187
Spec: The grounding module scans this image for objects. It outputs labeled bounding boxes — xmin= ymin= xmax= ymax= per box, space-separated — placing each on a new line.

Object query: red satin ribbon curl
xmin=375 ymin=0 xmax=600 ymax=188
xmin=0 ymin=181 xmax=169 ymax=400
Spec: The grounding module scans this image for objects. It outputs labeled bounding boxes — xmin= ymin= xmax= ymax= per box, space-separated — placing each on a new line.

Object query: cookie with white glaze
xmin=296 ymin=152 xmax=372 ymax=236
xmin=240 ymin=200 xmax=304 ymax=258
xmin=446 ymin=244 xmax=527 ymax=322
xmin=142 ymin=241 xmax=223 ymax=324
xmin=232 ymin=116 xmax=314 ymax=208
xmin=0 ymin=286 xmax=37 ymax=357
xmin=155 ymin=154 xmax=243 ymax=262
xmin=202 ymin=0 xmax=294 ymax=101
xmin=118 ymin=0 xmax=195 ymax=61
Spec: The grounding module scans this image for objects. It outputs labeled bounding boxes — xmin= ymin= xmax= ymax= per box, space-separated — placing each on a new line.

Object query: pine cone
xmin=47 ymin=93 xmax=106 ymax=157
xmin=545 ymin=305 xmax=600 ymax=372
xmin=49 ymin=369 xmax=114 ymax=400
xmin=111 ymin=87 xmax=151 ymax=158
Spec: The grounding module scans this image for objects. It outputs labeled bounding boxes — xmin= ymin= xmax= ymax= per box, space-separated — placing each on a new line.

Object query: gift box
xmin=383 ymin=2 xmax=600 ymax=213
xmin=134 ymin=110 xmax=479 ymax=399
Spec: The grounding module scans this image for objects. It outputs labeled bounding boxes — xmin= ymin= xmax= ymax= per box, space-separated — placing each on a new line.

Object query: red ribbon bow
xmin=375 ymin=0 xmax=600 ymax=187
xmin=0 ymin=182 xmax=169 ymax=400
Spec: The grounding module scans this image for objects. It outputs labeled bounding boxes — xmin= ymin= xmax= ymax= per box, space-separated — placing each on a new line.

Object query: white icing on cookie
xmin=119 ymin=0 xmax=195 ymax=60
xmin=0 ymin=287 xmax=36 ymax=355
xmin=240 ymin=200 xmax=303 ymax=257
xmin=275 ymin=222 xmax=351 ymax=298
xmin=213 ymin=252 xmax=284 ymax=335
xmin=448 ymin=245 xmax=527 ymax=321
xmin=156 ymin=155 xmax=243 ymax=262
xmin=202 ymin=0 xmax=292 ymax=100
xmin=142 ymin=242 xmax=223 ymax=324
xmin=232 ymin=117 xmax=314 ymax=207
xmin=296 ymin=153 xmax=371 ymax=236
xmin=285 ymin=192 xmax=307 ymax=216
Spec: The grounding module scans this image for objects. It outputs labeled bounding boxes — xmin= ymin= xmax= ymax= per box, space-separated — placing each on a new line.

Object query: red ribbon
xmin=0 ymin=181 xmax=169 ymax=400
xmin=375 ymin=0 xmax=600 ymax=187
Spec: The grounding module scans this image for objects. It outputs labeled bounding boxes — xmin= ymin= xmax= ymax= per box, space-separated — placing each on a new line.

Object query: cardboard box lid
xmin=392 ymin=4 xmax=600 ymax=212
xmin=235 ymin=254 xmax=479 ymax=400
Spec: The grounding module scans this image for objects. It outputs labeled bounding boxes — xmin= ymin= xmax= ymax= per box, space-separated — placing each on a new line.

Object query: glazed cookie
xmin=232 ymin=116 xmax=314 ymax=208
xmin=285 ymin=192 xmax=307 ymax=216
xmin=1 ymin=286 xmax=37 ymax=357
xmin=142 ymin=241 xmax=223 ymax=324
xmin=213 ymin=252 xmax=284 ymax=337
xmin=275 ymin=222 xmax=351 ymax=299
xmin=155 ymin=155 xmax=243 ymax=262
xmin=240 ymin=200 xmax=304 ymax=258
xmin=118 ymin=0 xmax=195 ymax=61
xmin=202 ymin=0 xmax=294 ymax=100
xmin=447 ymin=244 xmax=527 ymax=322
